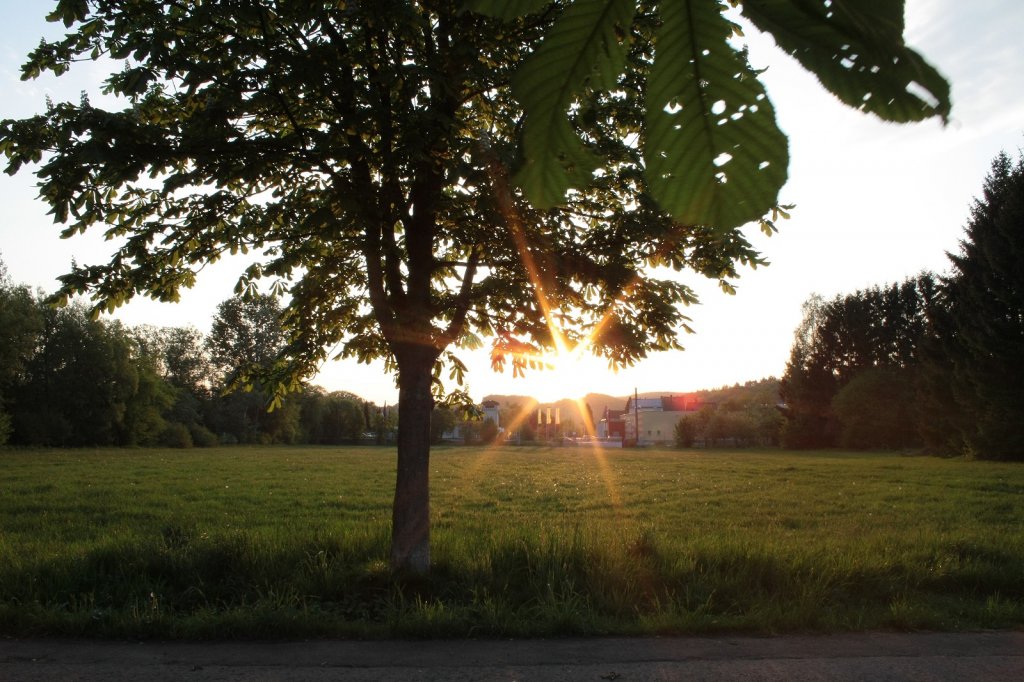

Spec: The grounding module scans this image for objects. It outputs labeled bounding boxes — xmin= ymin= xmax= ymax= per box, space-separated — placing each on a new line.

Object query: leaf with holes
xmin=512 ymin=0 xmax=636 ymax=209
xmin=644 ymin=0 xmax=788 ymax=230
xmin=741 ymin=0 xmax=950 ymax=123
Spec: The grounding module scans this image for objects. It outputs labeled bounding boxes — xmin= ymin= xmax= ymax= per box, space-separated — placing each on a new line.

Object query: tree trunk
xmin=390 ymin=349 xmax=436 ymax=574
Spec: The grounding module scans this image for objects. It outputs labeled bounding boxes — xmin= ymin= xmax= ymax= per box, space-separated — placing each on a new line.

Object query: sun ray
xmin=587 ymin=446 xmax=625 ymax=514
xmin=462 ymin=400 xmax=538 ymax=481
xmin=572 ymin=395 xmax=598 ymax=437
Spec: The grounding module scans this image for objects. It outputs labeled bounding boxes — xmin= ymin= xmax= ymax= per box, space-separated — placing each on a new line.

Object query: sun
xmin=523 ymin=344 xmax=606 ymax=404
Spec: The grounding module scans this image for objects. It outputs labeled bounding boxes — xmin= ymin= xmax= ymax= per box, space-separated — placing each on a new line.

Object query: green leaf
xmin=462 ymin=0 xmax=552 ymax=20
xmin=741 ymin=0 xmax=950 ymax=123
xmin=644 ymin=0 xmax=788 ymax=230
xmin=121 ymin=67 xmax=153 ymax=96
xmin=512 ymin=0 xmax=636 ymax=209
xmin=47 ymin=0 xmax=89 ymax=27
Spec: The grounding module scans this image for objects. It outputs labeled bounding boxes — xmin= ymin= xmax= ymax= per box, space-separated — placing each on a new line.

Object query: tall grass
xmin=0 ymin=446 xmax=1021 ymax=637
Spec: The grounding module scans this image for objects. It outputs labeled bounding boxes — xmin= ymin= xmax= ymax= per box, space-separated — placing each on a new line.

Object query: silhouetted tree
xmin=13 ymin=304 xmax=138 ymax=445
xmin=781 ymin=278 xmax=931 ymax=448
xmin=205 ymin=294 xmax=292 ymax=443
xmin=0 ymin=258 xmax=42 ymax=444
xmin=480 ymin=418 xmax=500 ymax=444
xmin=674 ymin=415 xmax=697 ymax=448
xmin=940 ymin=152 xmax=1024 ymax=460
xmin=429 ymin=407 xmax=457 ymax=445
xmin=831 ymin=367 xmax=916 ymax=450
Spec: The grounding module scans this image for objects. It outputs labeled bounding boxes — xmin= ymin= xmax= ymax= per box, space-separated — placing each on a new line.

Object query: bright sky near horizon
xmin=2 ymin=1 xmax=1023 ymax=405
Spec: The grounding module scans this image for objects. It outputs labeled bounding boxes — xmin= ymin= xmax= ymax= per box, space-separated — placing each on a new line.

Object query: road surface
xmin=2 ymin=631 xmax=1022 ymax=681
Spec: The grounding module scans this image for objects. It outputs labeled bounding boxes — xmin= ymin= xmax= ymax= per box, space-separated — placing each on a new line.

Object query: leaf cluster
xmin=470 ymin=0 xmax=949 ymax=229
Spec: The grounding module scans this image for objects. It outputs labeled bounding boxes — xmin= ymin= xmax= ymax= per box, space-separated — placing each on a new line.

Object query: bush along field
xmin=0 ymin=446 xmax=1021 ymax=638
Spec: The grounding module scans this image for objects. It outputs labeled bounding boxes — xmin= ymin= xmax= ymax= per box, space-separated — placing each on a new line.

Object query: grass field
xmin=1 ymin=445 xmax=1022 ymax=638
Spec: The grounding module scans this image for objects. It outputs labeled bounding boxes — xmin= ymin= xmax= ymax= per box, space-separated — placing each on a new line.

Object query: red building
xmin=598 ymin=407 xmax=626 ymax=440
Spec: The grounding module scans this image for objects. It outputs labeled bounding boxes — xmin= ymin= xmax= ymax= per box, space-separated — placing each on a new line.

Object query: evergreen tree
xmin=942 ymin=152 xmax=1024 ymax=460
xmin=781 ymin=277 xmax=932 ymax=449
xmin=832 ymin=367 xmax=916 ymax=450
xmin=915 ymin=275 xmax=965 ymax=455
xmin=780 ymin=295 xmax=838 ymax=447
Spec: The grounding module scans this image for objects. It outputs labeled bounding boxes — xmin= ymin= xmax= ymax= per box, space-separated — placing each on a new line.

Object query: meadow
xmin=1 ymin=445 xmax=1022 ymax=638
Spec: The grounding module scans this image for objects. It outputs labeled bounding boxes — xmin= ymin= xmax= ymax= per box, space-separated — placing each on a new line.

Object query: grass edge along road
xmin=1 ymin=446 xmax=1021 ymax=638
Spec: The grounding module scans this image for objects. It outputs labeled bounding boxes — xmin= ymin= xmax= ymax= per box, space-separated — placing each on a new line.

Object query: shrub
xmin=674 ymin=416 xmax=698 ymax=448
xmin=159 ymin=422 xmax=194 ymax=449
xmin=0 ymin=410 xmax=10 ymax=446
xmin=188 ymin=424 xmax=219 ymax=448
xmin=480 ymin=418 xmax=499 ymax=444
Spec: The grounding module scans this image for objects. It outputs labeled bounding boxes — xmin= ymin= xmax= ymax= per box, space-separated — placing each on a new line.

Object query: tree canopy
xmin=779 ymin=277 xmax=934 ymax=449
xmin=0 ymin=266 xmax=382 ymax=448
xmin=1 ymin=0 xmax=949 ymax=572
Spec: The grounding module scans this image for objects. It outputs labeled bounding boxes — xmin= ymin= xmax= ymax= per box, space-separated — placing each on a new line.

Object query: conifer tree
xmin=943 ymin=152 xmax=1024 ymax=460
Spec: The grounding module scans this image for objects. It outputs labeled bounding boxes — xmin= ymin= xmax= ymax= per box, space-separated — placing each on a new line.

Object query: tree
xmin=161 ymin=326 xmax=213 ymax=399
xmin=674 ymin=414 xmax=697 ymax=448
xmin=155 ymin=325 xmax=218 ymax=442
xmin=207 ymin=294 xmax=285 ymax=388
xmin=373 ymin=405 xmax=397 ymax=446
xmin=206 ymin=294 xmax=290 ymax=443
xmin=12 ymin=303 xmax=139 ymax=446
xmin=321 ymin=391 xmax=367 ymax=443
xmin=915 ymin=277 xmax=965 ymax=456
xmin=779 ymin=295 xmax=836 ymax=448
xmin=480 ymin=417 xmax=500 ymax=444
xmin=698 ymin=377 xmax=782 ymax=446
xmin=831 ymin=366 xmax=916 ymax=450
xmin=939 ymin=152 xmax=1024 ymax=460
xmin=1 ymin=1 xmax=948 ymax=572
xmin=429 ymin=406 xmax=457 ymax=444
xmin=780 ymin=278 xmax=932 ymax=448
xmin=121 ymin=327 xmax=177 ymax=446
xmin=0 ymin=258 xmax=43 ymax=444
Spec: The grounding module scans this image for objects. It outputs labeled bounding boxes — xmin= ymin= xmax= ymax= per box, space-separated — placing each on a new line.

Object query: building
xmin=597 ymin=407 xmax=626 ymax=440
xmin=481 ymin=400 xmax=500 ymax=427
xmin=442 ymin=401 xmax=501 ymax=442
xmin=622 ymin=394 xmax=704 ymax=446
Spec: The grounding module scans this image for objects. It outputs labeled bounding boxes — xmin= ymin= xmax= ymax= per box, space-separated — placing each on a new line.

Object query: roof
xmin=661 ymin=395 xmax=701 ymax=412
xmin=624 ymin=394 xmax=703 ymax=413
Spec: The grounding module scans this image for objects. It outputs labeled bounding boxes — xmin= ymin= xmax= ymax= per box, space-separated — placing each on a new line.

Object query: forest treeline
xmin=0 ymin=284 xmax=390 ymax=448
xmin=779 ymin=152 xmax=1024 ymax=460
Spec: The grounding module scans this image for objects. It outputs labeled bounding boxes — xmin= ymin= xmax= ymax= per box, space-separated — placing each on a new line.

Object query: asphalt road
xmin=2 ymin=631 xmax=1022 ymax=681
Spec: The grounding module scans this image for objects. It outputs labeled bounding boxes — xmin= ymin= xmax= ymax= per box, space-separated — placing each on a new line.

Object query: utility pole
xmin=634 ymin=387 xmax=640 ymax=447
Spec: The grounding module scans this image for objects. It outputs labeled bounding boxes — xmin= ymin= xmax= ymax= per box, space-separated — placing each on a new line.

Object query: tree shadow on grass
xmin=2 ymin=528 xmax=1021 ymax=638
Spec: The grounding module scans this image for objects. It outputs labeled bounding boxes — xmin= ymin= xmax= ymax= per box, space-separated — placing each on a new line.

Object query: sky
xmin=2 ymin=0 xmax=1023 ymax=405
